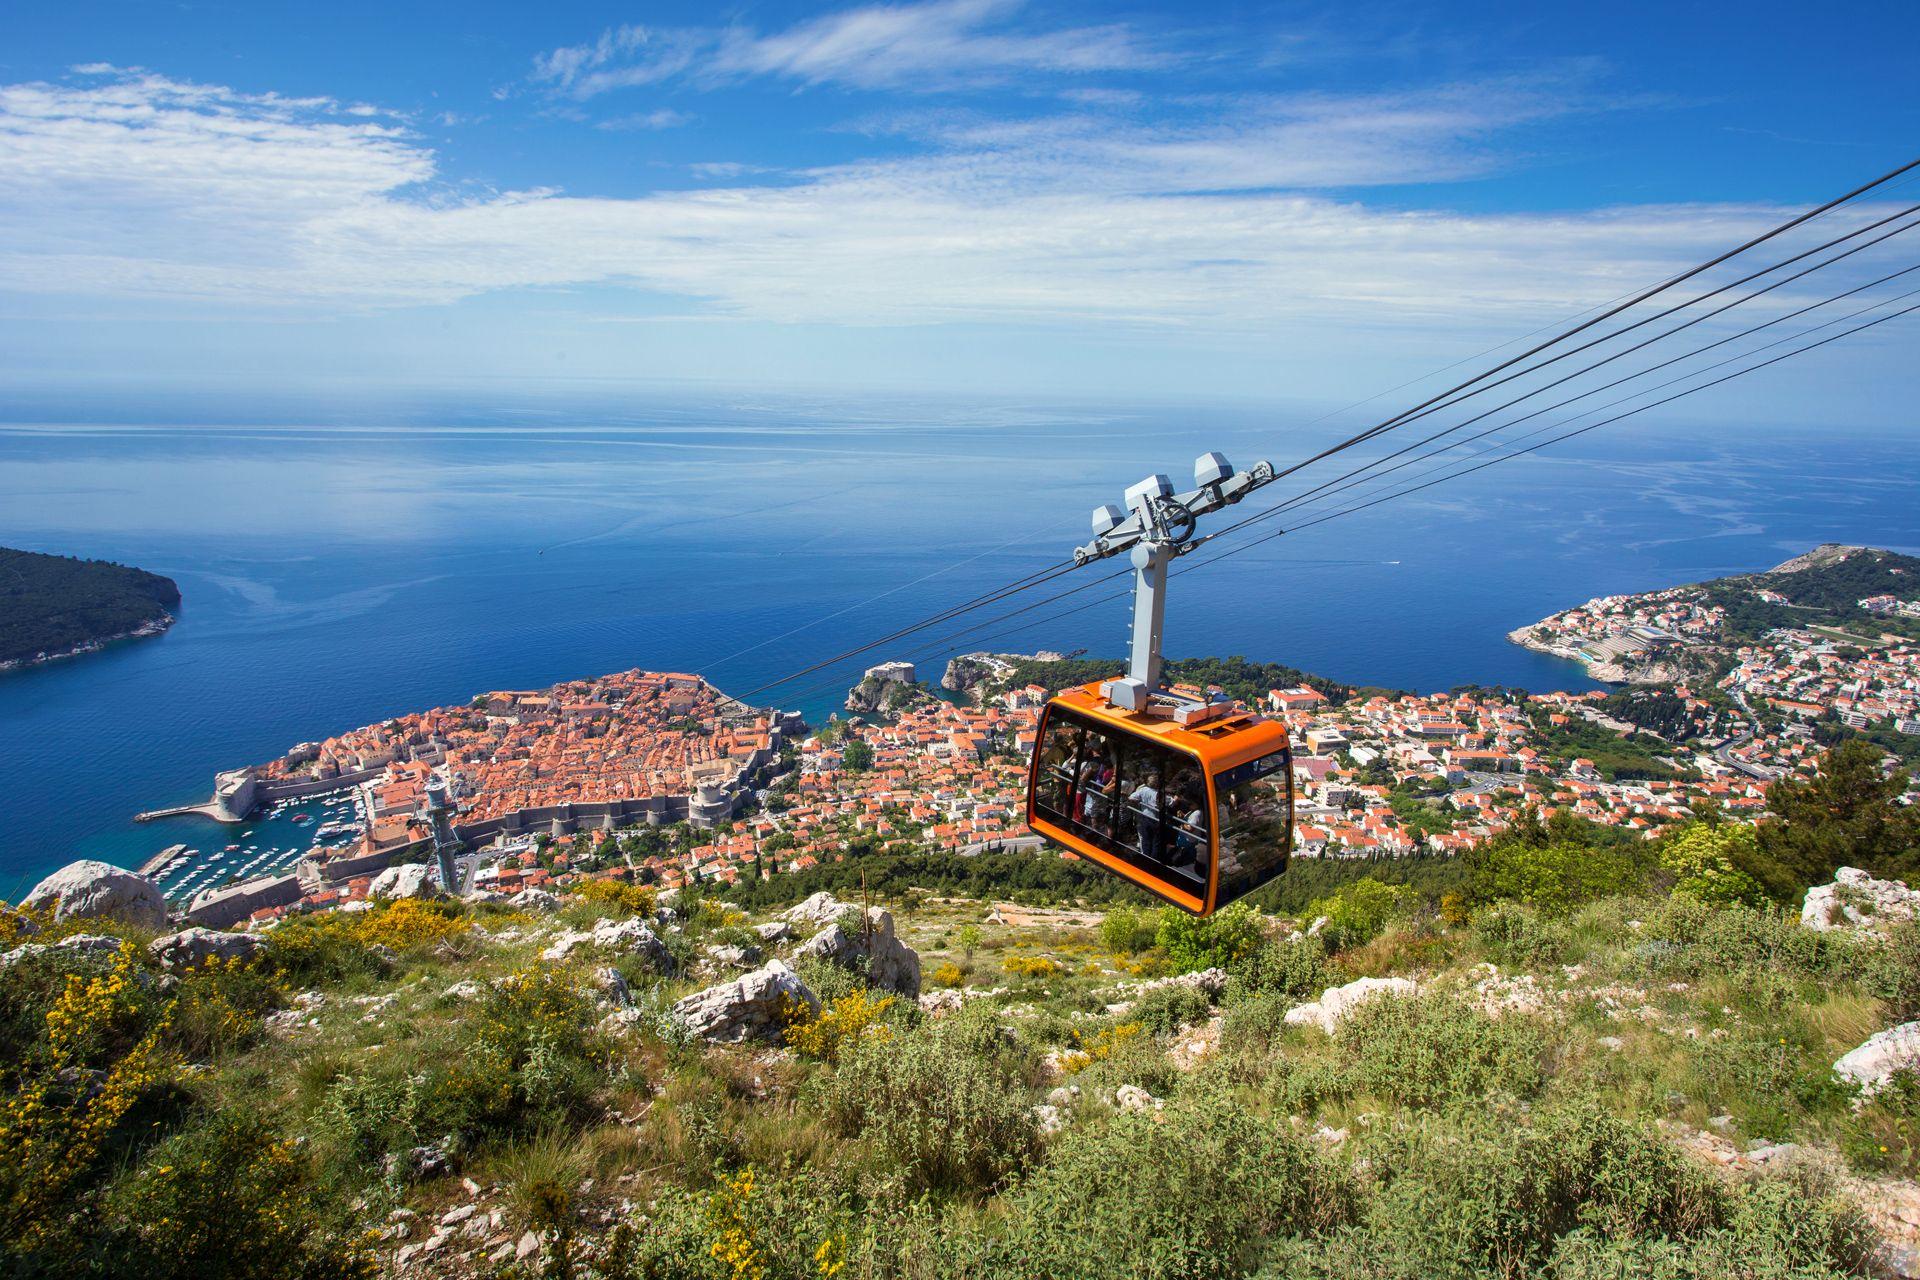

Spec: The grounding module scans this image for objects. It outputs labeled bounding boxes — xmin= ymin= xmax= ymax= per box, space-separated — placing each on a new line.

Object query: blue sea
xmin=4 ymin=384 xmax=1918 ymax=894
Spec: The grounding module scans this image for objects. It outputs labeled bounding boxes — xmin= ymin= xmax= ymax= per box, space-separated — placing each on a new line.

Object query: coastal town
xmin=140 ymin=546 xmax=1920 ymax=932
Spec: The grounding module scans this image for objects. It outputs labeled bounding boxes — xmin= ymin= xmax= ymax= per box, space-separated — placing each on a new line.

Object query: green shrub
xmin=1337 ymin=993 xmax=1553 ymax=1107
xmin=1157 ymin=902 xmax=1265 ymax=972
xmin=310 ymin=1066 xmax=442 ymax=1179
xmin=809 ymin=1013 xmax=1038 ymax=1193
xmin=1631 ymin=897 xmax=1860 ymax=983
xmin=792 ymin=953 xmax=869 ymax=1005
xmin=1686 ymin=1027 xmax=1843 ymax=1137
xmin=1466 ymin=839 xmax=1654 ymax=916
xmin=1543 ymin=1164 xmax=1870 ymax=1280
xmin=1301 ymin=877 xmax=1409 ymax=951
xmin=445 ymin=965 xmax=604 ymax=1137
xmin=1226 ymin=933 xmax=1333 ymax=1002
xmin=96 ymin=1111 xmax=368 ymax=1280
xmin=1473 ymin=900 xmax=1574 ymax=969
xmin=983 ymin=1091 xmax=1352 ymax=1278
xmin=1100 ymin=904 xmax=1159 ymax=954
xmin=1130 ymin=983 xmax=1213 ymax=1036
xmin=1358 ymin=1103 xmax=1718 ymax=1279
xmin=1660 ymin=822 xmax=1774 ymax=908
xmin=1884 ymin=919 xmax=1920 ymax=1024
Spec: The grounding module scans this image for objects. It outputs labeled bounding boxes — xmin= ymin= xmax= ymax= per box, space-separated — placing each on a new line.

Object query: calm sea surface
xmin=3 ymin=387 xmax=1918 ymax=892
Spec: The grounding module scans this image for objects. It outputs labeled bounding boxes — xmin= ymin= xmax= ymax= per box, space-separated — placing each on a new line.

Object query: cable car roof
xmin=1049 ymin=682 xmax=1291 ymax=772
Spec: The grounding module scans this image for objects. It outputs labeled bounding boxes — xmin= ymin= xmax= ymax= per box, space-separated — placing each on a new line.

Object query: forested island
xmin=0 ymin=546 xmax=180 ymax=669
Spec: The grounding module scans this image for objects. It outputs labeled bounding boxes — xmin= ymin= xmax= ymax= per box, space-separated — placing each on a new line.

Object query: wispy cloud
xmin=533 ymin=0 xmax=1164 ymax=98
xmin=0 ymin=65 xmax=1813 ymax=339
xmin=595 ymin=107 xmax=695 ymax=131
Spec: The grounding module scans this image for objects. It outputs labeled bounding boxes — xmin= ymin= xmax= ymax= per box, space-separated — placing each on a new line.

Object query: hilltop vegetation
xmin=988 ymin=653 xmax=1362 ymax=705
xmin=1702 ymin=545 xmax=1920 ymax=644
xmin=0 ymin=546 xmax=180 ymax=668
xmin=3 ymin=740 xmax=1919 ymax=1279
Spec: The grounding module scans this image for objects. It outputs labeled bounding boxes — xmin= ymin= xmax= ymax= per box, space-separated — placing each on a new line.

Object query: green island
xmin=0 ymin=546 xmax=180 ymax=670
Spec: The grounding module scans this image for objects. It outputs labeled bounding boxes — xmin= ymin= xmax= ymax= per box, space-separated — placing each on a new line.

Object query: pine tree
xmin=1758 ymin=739 xmax=1920 ymax=886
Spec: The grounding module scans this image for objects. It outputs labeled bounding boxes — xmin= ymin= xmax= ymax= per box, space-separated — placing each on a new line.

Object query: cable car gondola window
xmin=1032 ymin=706 xmax=1209 ymax=896
xmin=1216 ymin=748 xmax=1292 ymax=901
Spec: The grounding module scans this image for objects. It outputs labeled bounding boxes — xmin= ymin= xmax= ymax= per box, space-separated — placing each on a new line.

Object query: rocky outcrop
xmin=541 ymin=917 xmax=677 ymax=973
xmin=796 ymin=906 xmax=921 ymax=997
xmin=783 ymin=892 xmax=853 ymax=929
xmin=941 ymin=650 xmax=1065 ymax=695
xmin=1130 ymin=967 xmax=1229 ymax=1000
xmin=1284 ymin=976 xmax=1418 ymax=1035
xmin=148 ymin=926 xmax=266 ymax=971
xmin=1836 ymin=1022 xmax=1920 ymax=1099
xmin=671 ymin=959 xmax=818 ymax=1043
xmin=844 ymin=661 xmax=918 ymax=713
xmin=1802 ymin=867 xmax=1920 ymax=934
xmin=22 ymin=860 xmax=168 ymax=928
xmin=509 ymin=888 xmax=561 ymax=912
xmin=369 ymin=864 xmax=438 ymax=901
xmin=1 ymin=933 xmax=125 ymax=969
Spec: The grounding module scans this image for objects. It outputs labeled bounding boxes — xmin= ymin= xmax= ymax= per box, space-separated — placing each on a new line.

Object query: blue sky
xmin=1 ymin=0 xmax=1916 ymax=413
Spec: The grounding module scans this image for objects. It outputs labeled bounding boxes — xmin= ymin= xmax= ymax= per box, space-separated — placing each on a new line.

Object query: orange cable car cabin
xmin=1025 ymin=681 xmax=1293 ymax=915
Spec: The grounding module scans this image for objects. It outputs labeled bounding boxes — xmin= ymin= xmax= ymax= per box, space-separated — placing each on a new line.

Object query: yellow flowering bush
xmin=930 ymin=961 xmax=966 ymax=988
xmin=782 ymin=989 xmax=894 ymax=1063
xmin=1056 ymin=1021 xmax=1144 ymax=1075
xmin=708 ymin=1167 xmax=766 ymax=1280
xmin=165 ymin=955 xmax=285 ymax=1060
xmin=0 ymin=900 xmax=48 ymax=947
xmin=696 ymin=900 xmax=751 ymax=929
xmin=265 ymin=897 xmax=467 ymax=983
xmin=572 ymin=877 xmax=656 ymax=916
xmin=0 ymin=944 xmax=170 ymax=1249
xmin=354 ymin=896 xmax=468 ymax=951
xmin=1002 ymin=954 xmax=1064 ymax=979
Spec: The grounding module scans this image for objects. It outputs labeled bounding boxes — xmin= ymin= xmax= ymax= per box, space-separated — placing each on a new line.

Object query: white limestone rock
xmin=148 ymin=926 xmax=266 ymax=971
xmin=540 ymin=917 xmax=676 ymax=973
xmin=795 ymin=907 xmax=920 ymax=997
xmin=22 ymin=860 xmax=168 ymax=928
xmin=707 ymin=943 xmax=762 ymax=969
xmin=753 ymin=921 xmax=795 ymax=944
xmin=508 ymin=888 xmax=561 ymax=912
xmin=1802 ymin=867 xmax=1920 ymax=934
xmin=671 ymin=959 xmax=818 ymax=1043
xmin=1 ymin=933 xmax=127 ymax=970
xmin=782 ymin=892 xmax=852 ymax=928
xmin=1836 ymin=1021 xmax=1920 ymax=1099
xmin=369 ymin=863 xmax=438 ymax=901
xmin=1283 ymin=976 xmax=1419 ymax=1035
xmin=1113 ymin=1084 xmax=1162 ymax=1113
xmin=1131 ymin=967 xmax=1229 ymax=1000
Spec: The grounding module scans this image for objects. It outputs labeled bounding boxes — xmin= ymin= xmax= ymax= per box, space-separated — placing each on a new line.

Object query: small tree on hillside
xmin=1758 ymin=739 xmax=1920 ymax=887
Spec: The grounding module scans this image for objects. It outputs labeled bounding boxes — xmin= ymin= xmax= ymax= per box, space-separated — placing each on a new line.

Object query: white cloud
xmin=534 ymin=0 xmax=1162 ymax=98
xmin=0 ymin=65 xmax=1846 ymax=343
xmin=595 ymin=107 xmax=695 ymax=131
